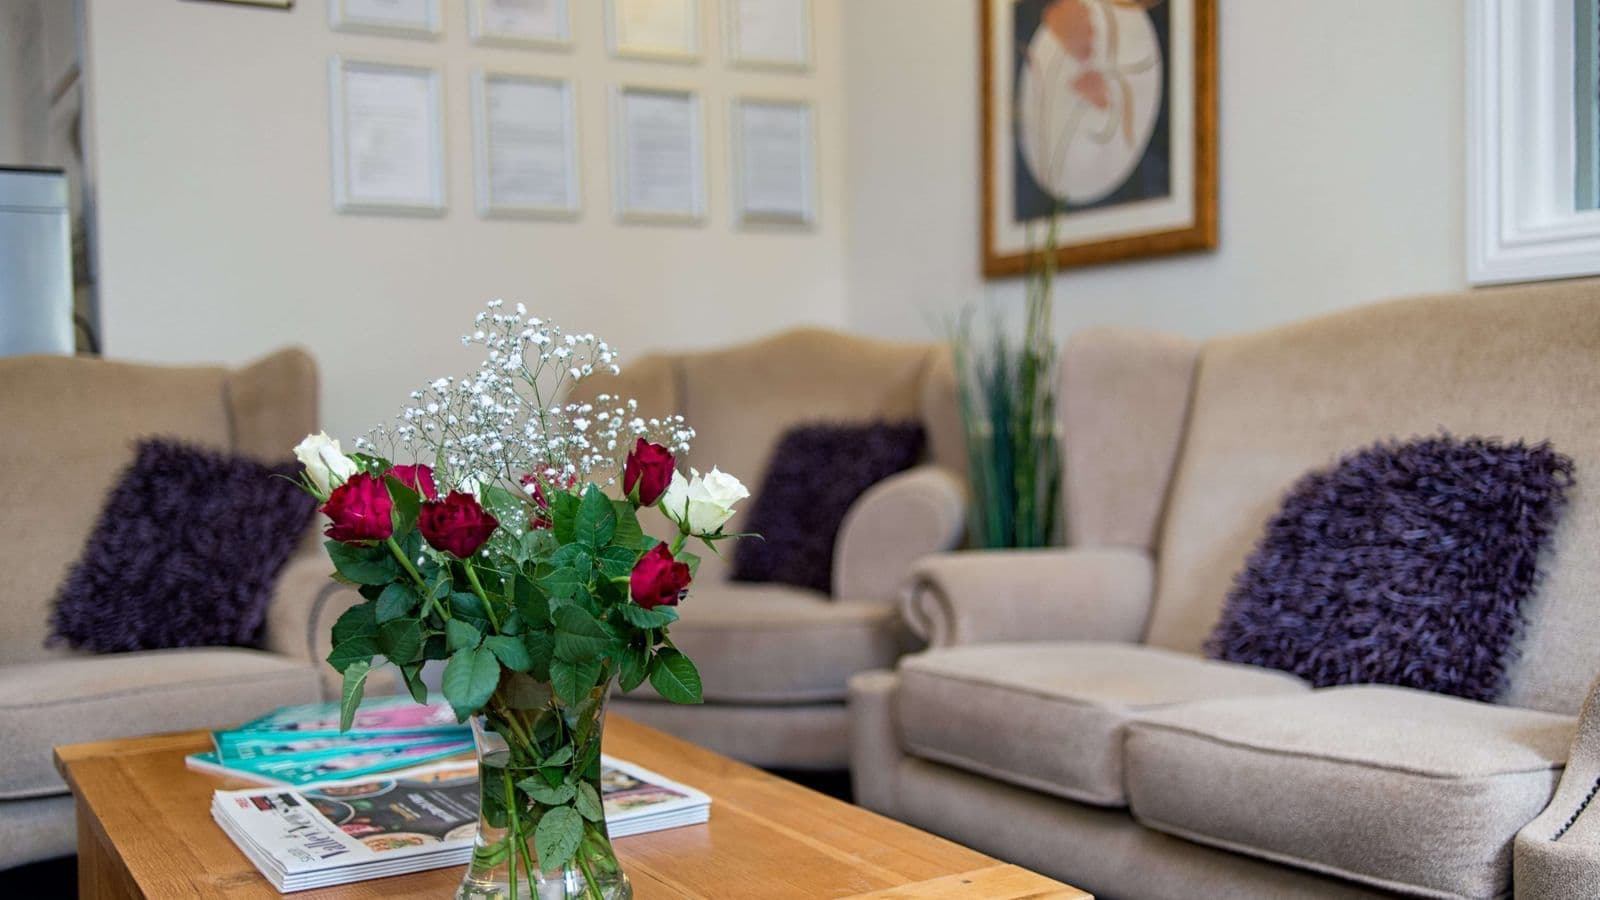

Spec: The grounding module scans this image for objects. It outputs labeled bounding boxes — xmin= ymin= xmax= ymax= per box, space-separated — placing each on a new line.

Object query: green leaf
xmin=649 ymin=649 xmax=703 ymax=704
xmin=446 ymin=619 xmax=483 ymax=652
xmin=534 ymin=805 xmax=584 ymax=869
xmin=542 ymin=745 xmax=574 ymax=766
xmin=677 ymin=550 xmax=701 ymax=579
xmin=339 ymin=660 xmax=370 ymax=731
xmin=441 ymin=647 xmax=500 ymax=720
xmin=618 ymin=603 xmax=678 ymax=629
xmin=401 ymin=663 xmax=429 ymax=704
xmin=326 ymin=635 xmax=375 ymax=673
xmin=617 ymin=644 xmax=649 ymax=693
xmin=553 ymin=606 xmax=612 ymax=663
xmin=484 ymin=635 xmax=532 ymax=672
xmin=513 ymin=575 xmax=550 ymax=627
xmin=573 ymin=782 xmax=603 ymax=823
xmin=375 ymin=583 xmax=419 ymax=623
xmin=539 ymin=567 xmax=583 ymax=600
xmin=574 ymin=485 xmax=617 ymax=548
xmin=331 ymin=601 xmax=378 ymax=647
xmin=450 ymin=592 xmax=492 ymax=632
xmin=384 ymin=475 xmax=422 ymax=534
xmin=596 ymin=544 xmax=639 ymax=581
xmin=521 ymin=528 xmax=558 ymax=562
xmin=325 ymin=540 xmax=399 ymax=585
xmin=517 ymin=779 xmax=575 ymax=806
xmin=609 ymin=500 xmax=645 ymax=551
xmin=549 ymin=543 xmax=594 ymax=576
xmin=549 ymin=656 xmax=601 ymax=707
xmin=377 ymin=618 xmax=422 ymax=664
xmin=523 ymin=630 xmax=554 ymax=681
xmin=549 ymin=491 xmax=581 ymax=544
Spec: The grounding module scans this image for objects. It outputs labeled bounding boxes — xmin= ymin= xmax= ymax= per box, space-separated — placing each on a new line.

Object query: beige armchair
xmin=0 ymin=349 xmax=372 ymax=871
xmin=571 ymin=328 xmax=966 ymax=769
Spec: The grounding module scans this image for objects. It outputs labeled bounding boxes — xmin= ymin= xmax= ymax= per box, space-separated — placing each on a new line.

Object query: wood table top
xmin=54 ymin=716 xmax=1087 ymax=899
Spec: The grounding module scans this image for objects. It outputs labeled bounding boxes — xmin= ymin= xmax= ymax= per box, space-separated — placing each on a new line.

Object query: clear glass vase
xmin=455 ymin=673 xmax=631 ymax=900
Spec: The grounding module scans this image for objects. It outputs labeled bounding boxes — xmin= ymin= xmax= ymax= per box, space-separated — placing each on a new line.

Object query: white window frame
xmin=1468 ymin=0 xmax=1600 ymax=284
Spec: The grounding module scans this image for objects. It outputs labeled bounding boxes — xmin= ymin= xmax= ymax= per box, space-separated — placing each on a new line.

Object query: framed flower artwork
xmin=981 ymin=0 xmax=1217 ymax=276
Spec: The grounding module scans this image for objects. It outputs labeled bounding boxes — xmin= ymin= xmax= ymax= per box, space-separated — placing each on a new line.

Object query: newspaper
xmin=212 ymin=756 xmax=710 ymax=892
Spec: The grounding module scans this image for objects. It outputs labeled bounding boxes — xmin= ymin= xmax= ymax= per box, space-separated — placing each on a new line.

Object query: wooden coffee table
xmin=55 ymin=716 xmax=1088 ymax=899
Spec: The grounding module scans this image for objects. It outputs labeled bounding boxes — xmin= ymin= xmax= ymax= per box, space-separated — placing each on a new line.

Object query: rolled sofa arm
xmin=263 ymin=551 xmax=399 ymax=699
xmin=1515 ymin=672 xmax=1600 ymax=898
xmin=832 ymin=465 xmax=967 ymax=604
xmin=902 ymin=546 xmax=1153 ymax=649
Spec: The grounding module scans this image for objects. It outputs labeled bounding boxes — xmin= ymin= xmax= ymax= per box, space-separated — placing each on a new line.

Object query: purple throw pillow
xmin=49 ymin=438 xmax=317 ymax=652
xmin=731 ymin=421 xmax=925 ymax=595
xmin=1205 ymin=434 xmax=1573 ymax=702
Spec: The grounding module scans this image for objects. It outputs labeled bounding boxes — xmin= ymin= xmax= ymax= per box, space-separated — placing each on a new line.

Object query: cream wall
xmin=82 ymin=0 xmax=848 ymax=440
xmin=841 ymin=0 xmax=1467 ymax=342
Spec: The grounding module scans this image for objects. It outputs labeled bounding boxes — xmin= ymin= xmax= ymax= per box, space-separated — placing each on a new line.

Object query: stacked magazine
xmin=211 ymin=756 xmax=711 ymax=892
xmin=186 ymin=696 xmax=474 ymax=787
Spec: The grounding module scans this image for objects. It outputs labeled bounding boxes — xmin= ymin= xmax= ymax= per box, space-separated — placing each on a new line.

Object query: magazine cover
xmin=218 ymin=731 xmax=468 ymax=762
xmin=189 ymin=737 xmax=474 ymax=787
xmin=218 ymin=696 xmax=463 ymax=753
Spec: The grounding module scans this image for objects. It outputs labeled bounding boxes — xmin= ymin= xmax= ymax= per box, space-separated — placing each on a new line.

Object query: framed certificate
xmin=329 ymin=0 xmax=442 ymax=38
xmin=726 ymin=0 xmax=810 ymax=70
xmin=605 ymin=0 xmax=700 ymax=63
xmin=610 ymin=86 xmax=705 ymax=223
xmin=468 ymin=0 xmax=572 ymax=49
xmin=731 ymin=97 xmax=814 ymax=227
xmin=472 ymin=71 xmax=580 ymax=218
xmin=329 ymin=59 xmax=447 ymax=215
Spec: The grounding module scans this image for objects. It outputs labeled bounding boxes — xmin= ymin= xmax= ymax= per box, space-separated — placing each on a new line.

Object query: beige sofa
xmin=573 ymin=329 xmax=967 ymax=769
xmin=850 ymin=279 xmax=1600 ymax=899
xmin=0 ymin=350 xmax=371 ymax=871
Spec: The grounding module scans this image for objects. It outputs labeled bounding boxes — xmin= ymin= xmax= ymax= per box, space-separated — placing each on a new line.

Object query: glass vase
xmin=455 ymin=673 xmax=631 ymax=900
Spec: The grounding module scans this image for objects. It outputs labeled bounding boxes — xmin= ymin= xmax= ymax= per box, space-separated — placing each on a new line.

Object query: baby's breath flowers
xmin=354 ymin=300 xmax=693 ymax=499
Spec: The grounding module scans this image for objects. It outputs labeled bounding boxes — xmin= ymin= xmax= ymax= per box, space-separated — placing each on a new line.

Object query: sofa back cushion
xmin=0 ymin=350 xmax=317 ymax=664
xmin=1147 ymin=279 xmax=1600 ymax=714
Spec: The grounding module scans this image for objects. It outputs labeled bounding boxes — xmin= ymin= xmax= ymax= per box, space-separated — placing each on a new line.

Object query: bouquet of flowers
xmin=291 ymin=302 xmax=747 ymax=900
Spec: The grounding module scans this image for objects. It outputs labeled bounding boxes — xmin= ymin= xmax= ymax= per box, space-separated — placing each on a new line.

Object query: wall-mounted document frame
xmin=730 ymin=96 xmax=815 ymax=227
xmin=605 ymin=0 xmax=701 ymax=63
xmin=467 ymin=0 xmax=572 ymax=50
xmin=329 ymin=0 xmax=442 ymax=38
xmin=472 ymin=71 xmax=581 ymax=219
xmin=725 ymin=0 xmax=811 ymax=70
xmin=610 ymin=85 xmax=706 ymax=224
xmin=329 ymin=58 xmax=447 ymax=216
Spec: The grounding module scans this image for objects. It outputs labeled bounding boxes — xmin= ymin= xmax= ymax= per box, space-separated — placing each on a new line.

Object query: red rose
xmin=622 ymin=439 xmax=674 ymax=507
xmin=418 ymin=491 xmax=500 ymax=558
xmin=387 ymin=464 xmax=439 ymax=500
xmin=629 ymin=543 xmax=692 ymax=610
xmin=520 ymin=473 xmax=553 ymax=530
xmin=321 ymin=472 xmax=394 ymax=543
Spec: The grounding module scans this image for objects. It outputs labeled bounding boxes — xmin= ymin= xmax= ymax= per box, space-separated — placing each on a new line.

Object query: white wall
xmin=82 ymin=0 xmax=848 ymax=441
xmin=841 ymin=0 xmax=1467 ymax=343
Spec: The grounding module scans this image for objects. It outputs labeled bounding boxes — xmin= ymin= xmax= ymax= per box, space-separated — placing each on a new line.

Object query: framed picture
xmin=468 ymin=0 xmax=572 ymax=49
xmin=472 ymin=71 xmax=581 ymax=218
xmin=981 ymin=0 xmax=1216 ymax=276
xmin=610 ymin=85 xmax=705 ymax=223
xmin=329 ymin=0 xmax=442 ymax=39
xmin=329 ymin=58 xmax=447 ymax=215
xmin=605 ymin=0 xmax=700 ymax=63
xmin=730 ymin=97 xmax=815 ymax=227
xmin=725 ymin=0 xmax=811 ymax=70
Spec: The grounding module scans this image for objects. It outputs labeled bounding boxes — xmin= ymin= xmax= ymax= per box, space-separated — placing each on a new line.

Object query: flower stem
xmin=463 ymin=561 xmax=502 ymax=632
xmin=385 ymin=538 xmax=451 ymax=621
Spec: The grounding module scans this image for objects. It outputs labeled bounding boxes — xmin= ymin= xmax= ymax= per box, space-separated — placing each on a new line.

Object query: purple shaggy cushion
xmin=49 ymin=438 xmax=317 ymax=652
xmin=1205 ymin=434 xmax=1573 ymax=702
xmin=731 ymin=421 xmax=925 ymax=595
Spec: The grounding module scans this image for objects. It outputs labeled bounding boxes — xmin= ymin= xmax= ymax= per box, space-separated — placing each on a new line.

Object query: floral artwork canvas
xmin=982 ymin=0 xmax=1216 ymax=275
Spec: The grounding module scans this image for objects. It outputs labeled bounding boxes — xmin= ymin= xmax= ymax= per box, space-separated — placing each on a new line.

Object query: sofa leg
xmin=849 ymin=669 xmax=905 ymax=818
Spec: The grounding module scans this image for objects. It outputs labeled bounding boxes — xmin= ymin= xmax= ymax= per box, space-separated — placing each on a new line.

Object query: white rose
xmin=661 ymin=467 xmax=749 ymax=535
xmin=293 ymin=431 xmax=358 ymax=496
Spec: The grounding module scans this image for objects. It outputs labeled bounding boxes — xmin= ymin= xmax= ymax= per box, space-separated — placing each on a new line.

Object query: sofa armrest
xmin=902 ymin=547 xmax=1153 ymax=649
xmin=832 ymin=465 xmax=967 ymax=603
xmin=1515 ymin=673 xmax=1600 ymax=897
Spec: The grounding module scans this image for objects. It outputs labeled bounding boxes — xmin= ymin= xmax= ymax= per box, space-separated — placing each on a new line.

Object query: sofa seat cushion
xmin=0 ymin=648 xmax=324 ymax=800
xmin=623 ymin=583 xmax=908 ymax=704
xmin=1125 ymin=685 xmax=1575 ymax=899
xmin=897 ymin=642 xmax=1309 ymax=806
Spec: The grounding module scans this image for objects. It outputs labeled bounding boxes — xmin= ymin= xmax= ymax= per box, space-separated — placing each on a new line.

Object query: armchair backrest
xmin=1130 ymin=279 xmax=1600 ymax=715
xmin=0 ymin=348 xmax=317 ymax=663
xmin=571 ymin=328 xmax=958 ymax=584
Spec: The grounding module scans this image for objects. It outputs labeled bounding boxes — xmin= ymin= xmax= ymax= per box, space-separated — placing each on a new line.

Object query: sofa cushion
xmin=1125 ymin=685 xmax=1575 ymax=899
xmin=897 ymin=642 xmax=1309 ymax=806
xmin=0 ymin=648 xmax=324 ymax=800
xmin=621 ymin=583 xmax=908 ymax=704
